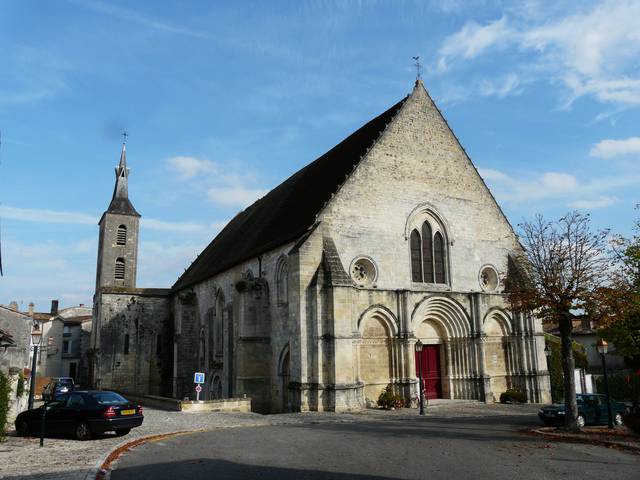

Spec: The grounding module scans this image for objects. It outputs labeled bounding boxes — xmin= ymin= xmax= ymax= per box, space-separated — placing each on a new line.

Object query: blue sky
xmin=1 ymin=0 xmax=639 ymax=310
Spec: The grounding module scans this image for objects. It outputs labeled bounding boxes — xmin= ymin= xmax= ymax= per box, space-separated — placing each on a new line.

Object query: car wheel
xmin=576 ymin=414 xmax=586 ymax=428
xmin=16 ymin=420 xmax=30 ymax=437
xmin=115 ymin=428 xmax=131 ymax=436
xmin=75 ymin=422 xmax=92 ymax=441
xmin=614 ymin=413 xmax=623 ymax=426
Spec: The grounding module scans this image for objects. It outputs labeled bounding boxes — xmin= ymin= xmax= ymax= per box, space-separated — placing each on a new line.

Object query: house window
xmin=115 ymin=258 xmax=125 ymax=280
xmin=124 ymin=334 xmax=130 ymax=354
xmin=116 ymin=225 xmax=127 ymax=245
xmin=63 ymin=325 xmax=71 ymax=336
xmin=62 ymin=340 xmax=71 ymax=354
xmin=410 ymin=220 xmax=448 ymax=284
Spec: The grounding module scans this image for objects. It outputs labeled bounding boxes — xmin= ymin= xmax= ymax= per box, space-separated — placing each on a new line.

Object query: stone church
xmin=91 ymin=80 xmax=551 ymax=412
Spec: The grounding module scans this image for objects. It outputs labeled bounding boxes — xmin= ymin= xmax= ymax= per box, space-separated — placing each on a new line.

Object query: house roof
xmin=172 ymin=94 xmax=408 ymax=291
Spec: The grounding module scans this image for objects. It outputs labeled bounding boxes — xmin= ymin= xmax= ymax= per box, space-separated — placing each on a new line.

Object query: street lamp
xmin=597 ymin=338 xmax=615 ymax=429
xmin=415 ymin=339 xmax=424 ymax=416
xmin=28 ymin=324 xmax=42 ymax=410
xmin=544 ymin=344 xmax=553 ymax=402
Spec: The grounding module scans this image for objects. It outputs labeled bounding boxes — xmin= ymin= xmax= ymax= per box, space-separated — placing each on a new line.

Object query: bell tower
xmin=95 ymin=138 xmax=140 ymax=290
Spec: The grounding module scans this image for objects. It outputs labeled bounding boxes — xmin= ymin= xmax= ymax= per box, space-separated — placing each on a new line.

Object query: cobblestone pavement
xmin=0 ymin=401 xmax=538 ymax=480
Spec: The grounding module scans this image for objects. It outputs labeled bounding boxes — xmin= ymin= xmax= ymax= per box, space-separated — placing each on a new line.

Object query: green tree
xmin=598 ymin=205 xmax=640 ymax=364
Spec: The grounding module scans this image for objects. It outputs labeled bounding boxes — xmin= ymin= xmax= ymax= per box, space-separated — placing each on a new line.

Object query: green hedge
xmin=0 ymin=372 xmax=11 ymax=441
xmin=595 ymin=373 xmax=640 ymax=406
xmin=545 ymin=334 xmax=588 ymax=403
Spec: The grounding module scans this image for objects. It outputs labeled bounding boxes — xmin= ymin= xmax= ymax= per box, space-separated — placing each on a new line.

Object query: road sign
xmin=195 ymin=384 xmax=202 ymax=393
xmin=194 ymin=372 xmax=205 ymax=384
xmin=195 ymin=383 xmax=203 ymax=401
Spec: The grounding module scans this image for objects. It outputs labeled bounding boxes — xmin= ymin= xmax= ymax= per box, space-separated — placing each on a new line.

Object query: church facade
xmin=91 ymin=80 xmax=551 ymax=412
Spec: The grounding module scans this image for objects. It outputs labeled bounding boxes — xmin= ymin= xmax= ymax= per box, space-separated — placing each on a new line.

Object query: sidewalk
xmin=530 ymin=425 xmax=640 ymax=453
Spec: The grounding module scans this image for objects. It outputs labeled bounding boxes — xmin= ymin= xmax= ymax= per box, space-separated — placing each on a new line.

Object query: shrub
xmin=377 ymin=384 xmax=404 ymax=409
xmin=500 ymin=387 xmax=526 ymax=404
xmin=0 ymin=372 xmax=12 ymax=441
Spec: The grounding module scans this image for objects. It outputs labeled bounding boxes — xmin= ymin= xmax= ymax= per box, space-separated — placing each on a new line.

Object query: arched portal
xmin=483 ymin=309 xmax=512 ymax=401
xmin=415 ymin=319 xmax=446 ymax=399
xmin=357 ymin=308 xmax=398 ymax=404
xmin=411 ymin=296 xmax=476 ymax=400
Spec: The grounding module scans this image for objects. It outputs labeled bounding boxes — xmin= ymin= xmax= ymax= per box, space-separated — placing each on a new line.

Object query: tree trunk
xmin=559 ymin=315 xmax=579 ymax=431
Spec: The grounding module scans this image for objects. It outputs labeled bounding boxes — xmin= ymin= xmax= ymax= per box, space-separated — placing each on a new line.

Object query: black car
xmin=16 ymin=390 xmax=144 ymax=440
xmin=42 ymin=378 xmax=75 ymax=402
xmin=538 ymin=393 xmax=627 ymax=428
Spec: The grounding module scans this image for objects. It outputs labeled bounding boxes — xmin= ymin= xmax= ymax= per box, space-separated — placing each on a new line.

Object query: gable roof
xmin=172 ymin=95 xmax=408 ymax=291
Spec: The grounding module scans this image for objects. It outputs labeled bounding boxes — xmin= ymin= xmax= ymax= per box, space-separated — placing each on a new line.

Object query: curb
xmin=529 ymin=428 xmax=640 ymax=453
xmin=84 ymin=430 xmax=204 ymax=480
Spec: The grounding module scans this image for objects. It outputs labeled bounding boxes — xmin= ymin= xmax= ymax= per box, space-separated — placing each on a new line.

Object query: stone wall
xmin=93 ymin=290 xmax=171 ymax=396
xmin=172 ymin=241 xmax=295 ymax=413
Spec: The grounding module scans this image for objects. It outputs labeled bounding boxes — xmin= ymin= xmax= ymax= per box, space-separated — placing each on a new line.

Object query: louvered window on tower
xmin=115 ymin=258 xmax=125 ymax=280
xmin=116 ymin=225 xmax=127 ymax=245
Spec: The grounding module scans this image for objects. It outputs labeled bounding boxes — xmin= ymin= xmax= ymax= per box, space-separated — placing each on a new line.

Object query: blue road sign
xmin=194 ymin=372 xmax=205 ymax=384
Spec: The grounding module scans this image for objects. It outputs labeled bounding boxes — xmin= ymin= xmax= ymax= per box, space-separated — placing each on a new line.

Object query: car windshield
xmin=57 ymin=378 xmax=74 ymax=385
xmin=91 ymin=392 xmax=128 ymax=405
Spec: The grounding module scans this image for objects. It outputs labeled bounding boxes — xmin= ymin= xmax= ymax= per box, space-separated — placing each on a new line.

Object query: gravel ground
xmin=0 ymin=401 xmax=541 ymax=480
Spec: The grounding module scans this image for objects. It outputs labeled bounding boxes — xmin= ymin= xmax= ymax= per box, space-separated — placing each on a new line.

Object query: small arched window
xmin=115 ymin=258 xmax=125 ymax=280
xmin=116 ymin=225 xmax=127 ymax=246
xmin=410 ymin=230 xmax=422 ymax=282
xmin=276 ymin=257 xmax=288 ymax=305
xmin=409 ymin=217 xmax=448 ymax=285
xmin=434 ymin=232 xmax=446 ymax=283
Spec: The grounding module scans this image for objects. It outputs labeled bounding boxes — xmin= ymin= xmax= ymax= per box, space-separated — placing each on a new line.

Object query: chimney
xmin=79 ymin=303 xmax=85 ymax=307
xmin=50 ymin=299 xmax=59 ymax=316
xmin=28 ymin=302 xmax=35 ymax=317
xmin=9 ymin=300 xmax=18 ymax=311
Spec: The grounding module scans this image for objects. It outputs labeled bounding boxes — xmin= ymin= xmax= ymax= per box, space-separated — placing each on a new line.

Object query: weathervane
xmin=412 ymin=56 xmax=422 ymax=80
xmin=122 ymin=130 xmax=128 ymax=144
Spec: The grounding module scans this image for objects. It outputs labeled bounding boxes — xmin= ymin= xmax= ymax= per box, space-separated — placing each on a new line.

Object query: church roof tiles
xmin=172 ymin=95 xmax=408 ymax=291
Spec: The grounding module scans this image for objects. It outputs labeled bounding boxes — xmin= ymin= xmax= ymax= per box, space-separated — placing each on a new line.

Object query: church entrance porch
xmin=415 ymin=344 xmax=442 ymax=399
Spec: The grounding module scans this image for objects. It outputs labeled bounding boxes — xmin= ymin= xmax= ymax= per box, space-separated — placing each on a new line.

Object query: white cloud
xmin=0 ymin=206 xmax=96 ymax=224
xmin=437 ymin=1 xmax=640 ymax=106
xmin=438 ymin=16 xmax=511 ymax=65
xmin=167 ymin=156 xmax=217 ymax=180
xmin=68 ymin=0 xmax=208 ymax=39
xmin=590 ymin=137 xmax=640 ymax=159
xmin=478 ymin=73 xmax=522 ymax=98
xmin=207 ymin=186 xmax=267 ymax=208
xmin=568 ymin=196 xmax=619 ymax=210
xmin=482 ymin=166 xmax=640 ymax=206
xmin=0 ymin=205 xmax=211 ymax=233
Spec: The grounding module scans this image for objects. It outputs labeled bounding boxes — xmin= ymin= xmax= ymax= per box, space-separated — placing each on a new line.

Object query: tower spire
xmin=106 ymin=135 xmax=140 ymax=217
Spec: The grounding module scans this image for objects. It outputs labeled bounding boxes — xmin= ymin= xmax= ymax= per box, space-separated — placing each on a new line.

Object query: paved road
xmin=112 ymin=410 xmax=639 ymax=480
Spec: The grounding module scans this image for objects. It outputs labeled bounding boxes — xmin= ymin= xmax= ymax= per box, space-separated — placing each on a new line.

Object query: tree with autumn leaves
xmin=506 ymin=211 xmax=612 ymax=431
xmin=596 ymin=207 xmax=640 ymax=368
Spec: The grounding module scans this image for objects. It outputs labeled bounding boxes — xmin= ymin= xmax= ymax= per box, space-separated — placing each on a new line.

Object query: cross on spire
xmin=122 ymin=130 xmax=128 ymax=145
xmin=412 ymin=56 xmax=422 ymax=80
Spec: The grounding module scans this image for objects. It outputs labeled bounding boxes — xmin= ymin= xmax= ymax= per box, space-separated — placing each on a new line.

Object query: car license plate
xmin=121 ymin=409 xmax=135 ymax=415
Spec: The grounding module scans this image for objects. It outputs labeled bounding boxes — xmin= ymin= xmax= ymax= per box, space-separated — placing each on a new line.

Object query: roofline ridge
xmin=313 ymin=94 xmax=410 ymax=223
xmin=419 ymin=86 xmax=521 ymax=247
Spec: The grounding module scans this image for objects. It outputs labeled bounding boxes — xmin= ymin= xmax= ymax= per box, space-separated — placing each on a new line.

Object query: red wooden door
xmin=415 ymin=345 xmax=442 ymax=399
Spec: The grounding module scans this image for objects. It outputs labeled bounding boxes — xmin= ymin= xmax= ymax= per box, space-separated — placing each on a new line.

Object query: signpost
xmin=194 ymin=372 xmax=205 ymax=401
